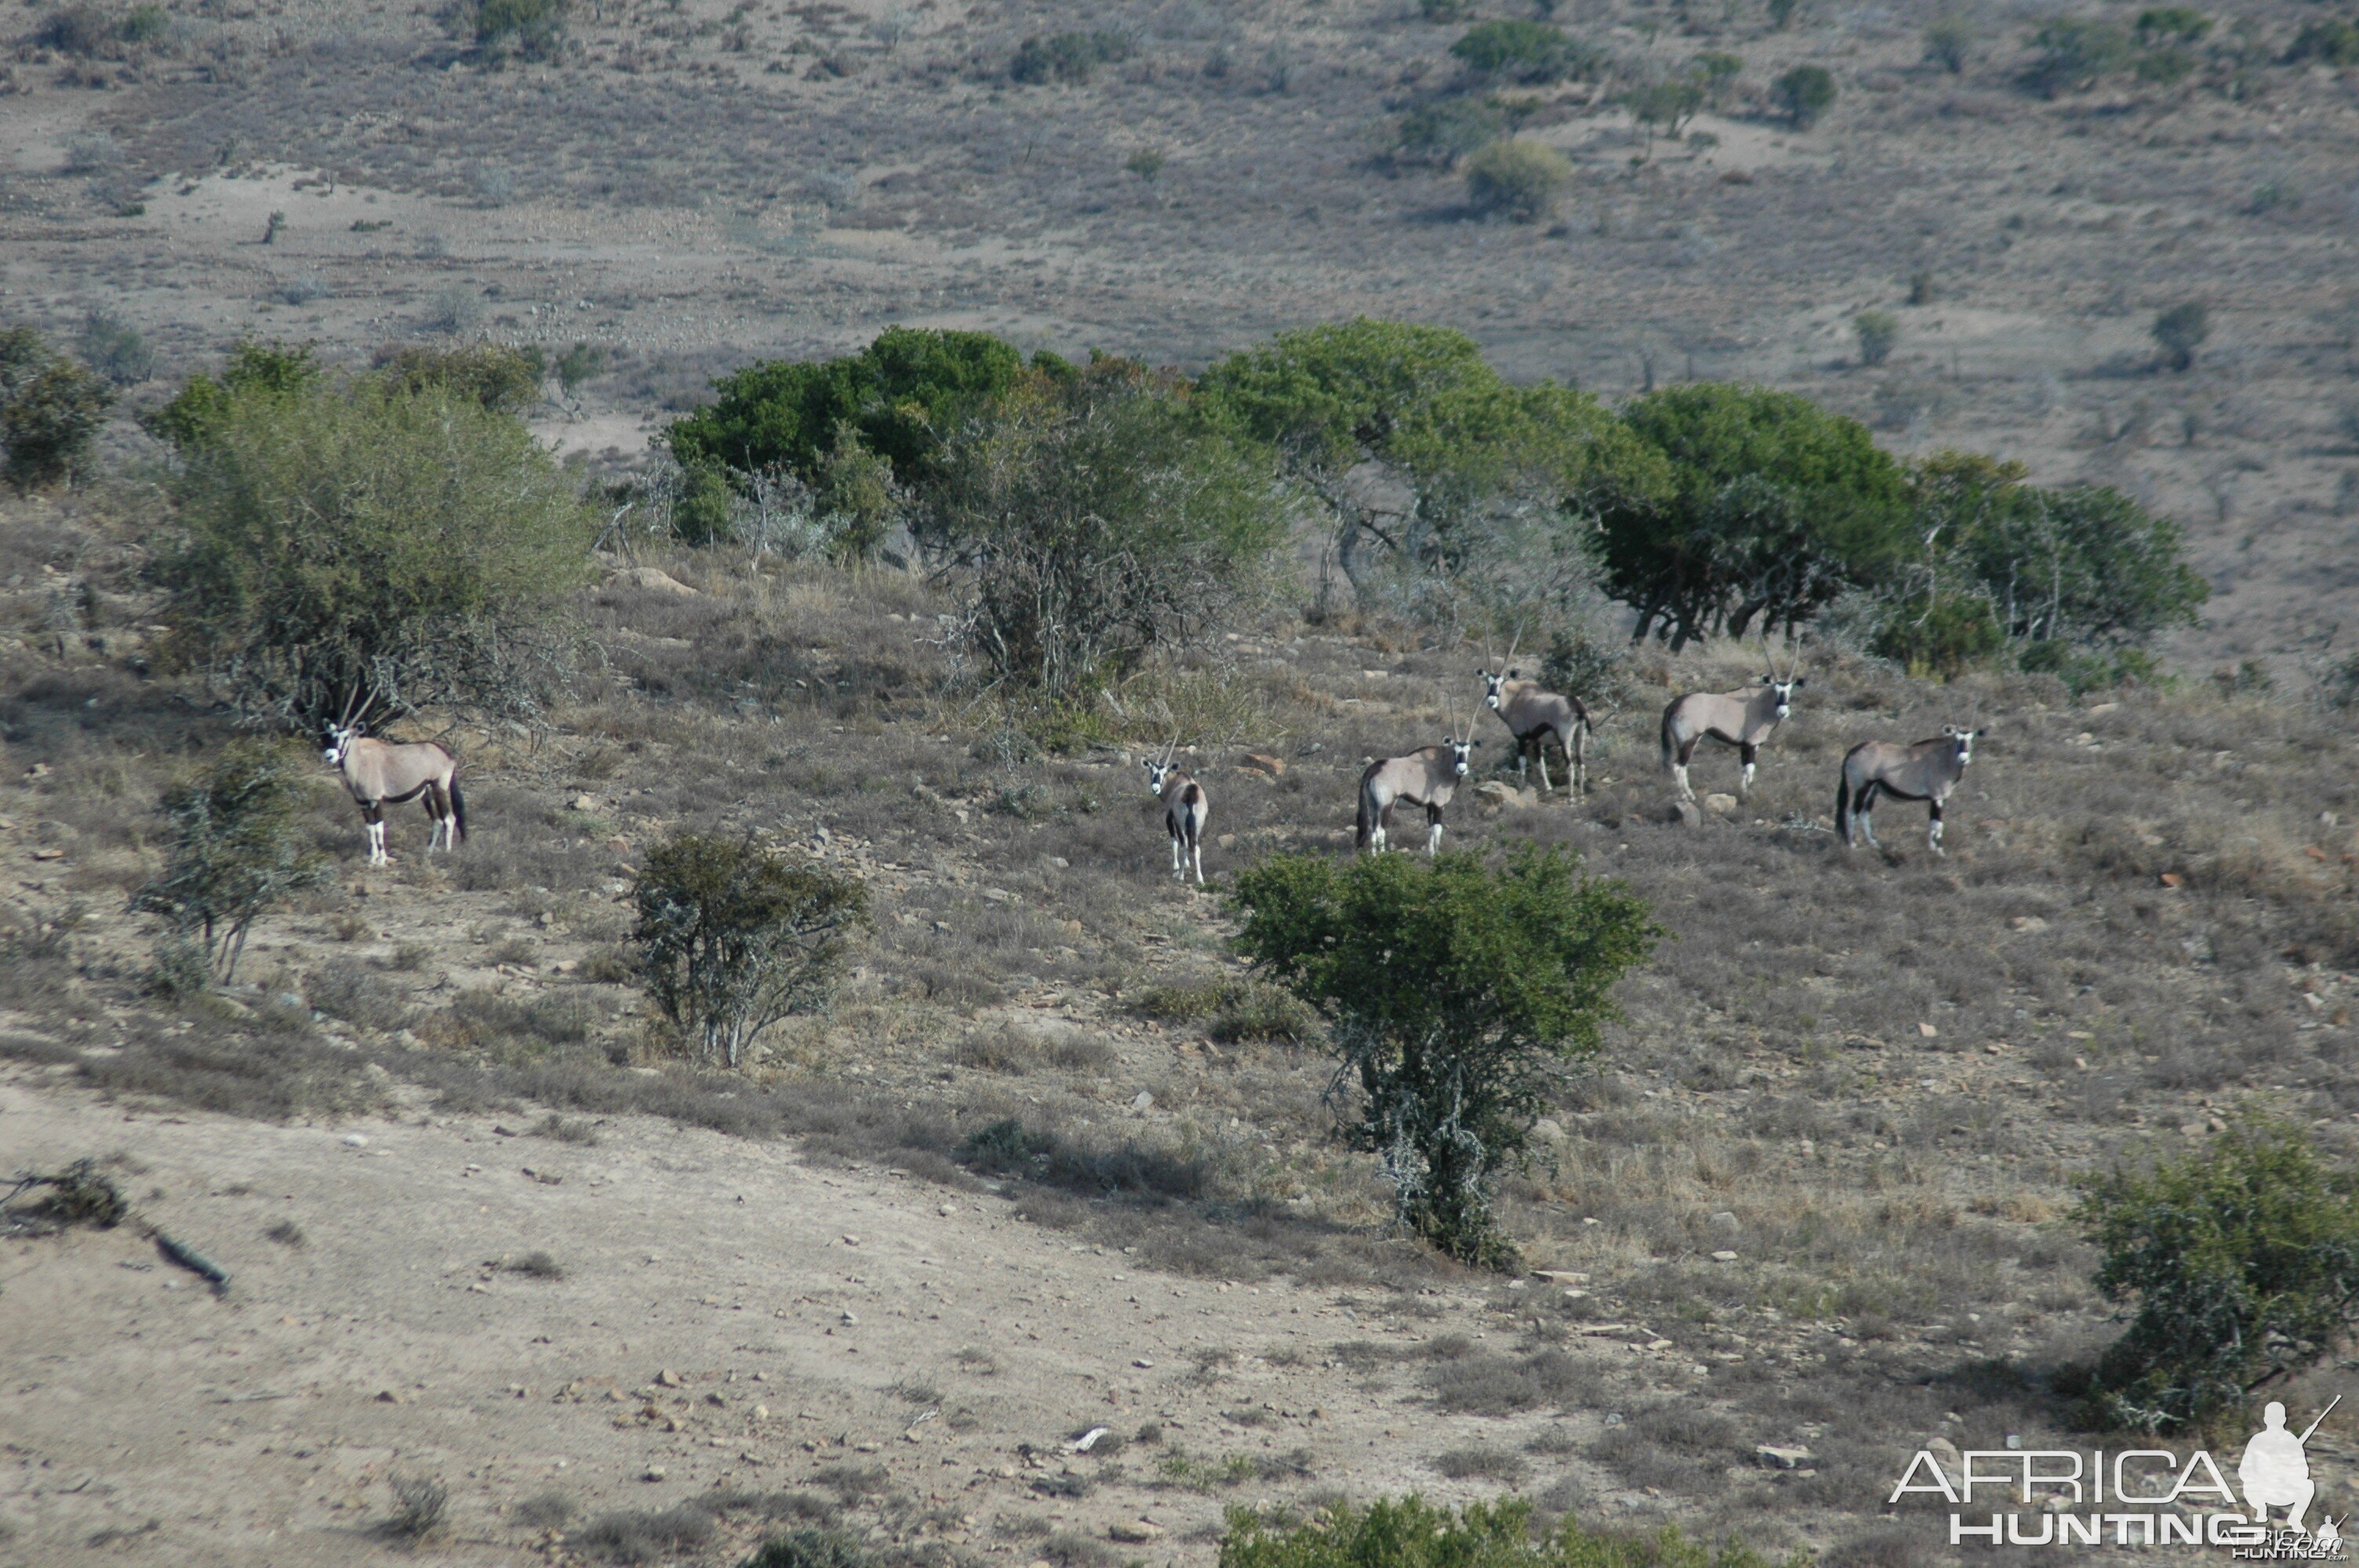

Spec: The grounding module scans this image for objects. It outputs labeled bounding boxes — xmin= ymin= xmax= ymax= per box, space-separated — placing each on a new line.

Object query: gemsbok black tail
xmin=448 ymin=777 xmax=468 ymax=845
xmin=1834 ymin=770 xmax=1853 ymax=846
xmin=1354 ymin=768 xmax=1376 ymax=851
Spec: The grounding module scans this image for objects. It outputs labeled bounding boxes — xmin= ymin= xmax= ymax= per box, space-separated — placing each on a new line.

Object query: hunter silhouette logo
xmin=1888 ymin=1396 xmax=2346 ymax=1555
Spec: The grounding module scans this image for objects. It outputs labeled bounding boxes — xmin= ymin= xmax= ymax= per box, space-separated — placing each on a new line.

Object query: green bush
xmin=1448 ymin=20 xmax=1598 ymax=82
xmin=2135 ymin=6 xmax=2209 ymax=44
xmin=0 ymin=328 xmax=114 ymax=491
xmin=1766 ymin=0 xmax=1798 ymax=29
xmin=1395 ymin=96 xmax=1515 ymax=164
xmin=1009 ymin=30 xmax=1131 ymax=84
xmin=2151 ymin=303 xmax=2209 ymax=372
xmin=633 ymin=835 xmax=871 ymax=1068
xmin=1852 ymin=309 xmax=1899 ymax=366
xmin=143 ymin=339 xmax=320 ymax=452
xmin=1622 ymin=78 xmax=1705 ymax=143
xmin=1594 ymin=383 xmax=1913 ymax=648
xmin=1230 ymin=846 xmax=1659 ymax=1267
xmin=76 ymin=308 xmax=154 ymax=387
xmin=2072 ymin=1116 xmax=2359 ymax=1432
xmin=810 ymin=426 xmax=903 ymax=563
xmin=917 ymin=361 xmax=1289 ymax=695
xmin=1464 ymin=140 xmax=1572 ymax=221
xmin=554 ymin=340 xmax=605 ymax=396
xmin=1539 ymin=625 xmax=1637 ymax=713
xmin=738 ymin=1529 xmax=874 ymax=1568
xmin=1219 ymin=1495 xmax=1795 ymax=1568
xmin=1691 ymin=50 xmax=1743 ymax=103
xmin=152 ymin=368 xmax=591 ymax=728
xmin=2023 ymin=17 xmax=2137 ymax=95
xmin=1867 ymin=588 xmax=2004 ymax=677
xmin=667 ymin=327 xmax=1027 ymax=488
xmin=465 ymin=0 xmax=567 ymax=57
xmin=131 ymin=741 xmax=329 ymax=986
xmin=373 ymin=343 xmax=543 ymax=414
xmin=2287 ymin=18 xmax=2359 ymax=65
xmin=1772 ymin=64 xmax=1836 ymax=125
xmin=671 ymin=457 xmax=743 ymax=546
xmin=2319 ymin=652 xmax=2359 ymax=711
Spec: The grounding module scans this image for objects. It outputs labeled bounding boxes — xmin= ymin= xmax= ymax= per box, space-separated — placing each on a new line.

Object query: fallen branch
xmin=151 ymin=1228 xmax=232 ymax=1294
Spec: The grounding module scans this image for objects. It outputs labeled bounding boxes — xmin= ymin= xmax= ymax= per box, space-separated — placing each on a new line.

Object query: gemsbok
xmin=1836 ymin=726 xmax=1978 ymax=855
xmin=1478 ymin=661 xmax=1592 ymax=796
xmin=1660 ymin=642 xmax=1805 ymax=802
xmin=1357 ymin=699 xmax=1480 ymax=855
xmin=1143 ymin=740 xmax=1209 ymax=885
xmin=323 ymin=721 xmax=466 ymax=867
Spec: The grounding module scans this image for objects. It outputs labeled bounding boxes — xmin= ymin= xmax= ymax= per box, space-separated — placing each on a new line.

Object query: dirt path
xmin=0 ymin=1073 xmax=1587 ymax=1566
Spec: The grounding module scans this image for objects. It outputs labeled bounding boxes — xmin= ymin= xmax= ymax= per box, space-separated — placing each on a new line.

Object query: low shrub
xmin=1463 ymin=140 xmax=1572 ymax=222
xmin=1217 ymin=1496 xmax=1799 ymax=1568
xmin=1772 ymin=64 xmax=1836 ymax=126
xmin=1009 ymin=30 xmax=1131 ymax=84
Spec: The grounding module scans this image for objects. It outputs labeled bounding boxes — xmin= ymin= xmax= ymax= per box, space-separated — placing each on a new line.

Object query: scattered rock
xmin=1530 ymin=1117 xmax=1565 ymax=1143
xmin=841 ymin=1311 xmax=858 ymax=1326
xmin=2008 ymin=916 xmax=2048 ymax=933
xmin=1708 ymin=1210 xmax=1739 ymax=1234
xmin=614 ymin=567 xmax=697 ymax=596
xmin=1474 ymin=781 xmax=1528 ymax=811
xmin=1532 ymin=1270 xmax=1588 ymax=1286
xmin=1132 ymin=1357 xmax=1153 ymax=1369
xmin=341 ymin=1134 xmax=369 ymax=1148
xmin=643 ymin=1465 xmax=668 ymax=1482
xmin=1757 ymin=1445 xmax=1815 ymax=1470
xmin=31 ymin=847 xmax=66 ymax=861
xmin=655 ymin=1368 xmax=685 ymax=1388
xmin=569 ymin=794 xmax=598 ymax=811
xmin=1109 ymin=1521 xmax=1165 ymax=1544
xmin=1241 ymin=753 xmax=1286 ymax=778
xmin=374 ymin=1388 xmax=402 ymax=1403
xmin=1703 ymin=793 xmax=1738 ymax=815
xmin=1917 ymin=1022 xmax=1939 ymax=1038
xmin=1926 ymin=1437 xmax=1964 ymax=1483
xmin=1710 ymin=1250 xmax=1739 ymax=1262
xmin=1667 ymin=800 xmax=1703 ymax=828
xmin=1130 ymin=1091 xmax=1154 ymax=1112
xmin=1068 ymin=1427 xmax=1110 ymax=1452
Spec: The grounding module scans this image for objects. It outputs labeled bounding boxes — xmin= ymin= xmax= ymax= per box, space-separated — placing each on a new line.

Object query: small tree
xmin=373 ymin=342 xmax=544 ymax=413
xmin=633 ymin=835 xmax=871 ymax=1067
xmin=153 ymin=368 xmax=591 ymax=728
xmin=2153 ymin=302 xmax=2210 ymax=372
xmin=1772 ymin=64 xmax=1837 ymax=126
xmin=1852 ymin=309 xmax=1899 ymax=367
xmin=1463 ymin=139 xmax=1572 ymax=222
xmin=1448 ymin=20 xmax=1598 ymax=82
xmin=1230 ymin=846 xmax=1659 ymax=1267
xmin=2073 ymin=1116 xmax=2359 ymax=1432
xmin=0 ymin=327 xmax=115 ymax=491
xmin=1220 ymin=1497 xmax=1797 ymax=1568
xmin=131 ymin=740 xmax=329 ymax=986
xmin=76 ymin=309 xmax=154 ymax=387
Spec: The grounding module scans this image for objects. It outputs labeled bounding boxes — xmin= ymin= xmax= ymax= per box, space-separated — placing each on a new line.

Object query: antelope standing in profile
xmin=1357 ymin=697 xmax=1480 ymax=855
xmin=1143 ymin=740 xmax=1209 ymax=885
xmin=1478 ymin=641 xmax=1592 ymax=795
xmin=1836 ymin=726 xmax=1978 ymax=855
xmin=1659 ymin=641 xmax=1805 ymax=803
xmin=323 ymin=712 xmax=466 ymax=867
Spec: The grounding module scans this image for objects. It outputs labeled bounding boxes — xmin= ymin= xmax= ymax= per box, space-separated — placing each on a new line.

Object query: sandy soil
xmin=0 ymin=1073 xmax=1609 ymax=1566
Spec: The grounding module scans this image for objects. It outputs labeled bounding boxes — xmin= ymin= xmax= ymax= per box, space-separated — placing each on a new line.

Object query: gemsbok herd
xmin=315 ymin=640 xmax=1974 ymax=880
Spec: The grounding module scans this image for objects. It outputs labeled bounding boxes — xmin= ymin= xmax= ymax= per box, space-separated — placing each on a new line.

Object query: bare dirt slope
xmin=2 ymin=1076 xmax=1583 ymax=1567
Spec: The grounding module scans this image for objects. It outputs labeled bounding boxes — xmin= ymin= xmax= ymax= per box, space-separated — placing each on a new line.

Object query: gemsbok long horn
xmin=323 ymin=720 xmax=467 ymax=868
xmin=1659 ymin=636 xmax=1805 ymax=803
xmin=1143 ymin=733 xmax=1209 ymax=886
xmin=1836 ymin=725 xmax=1979 ymax=856
xmin=1478 ymin=633 xmax=1593 ymax=797
xmin=1356 ymin=691 xmax=1480 ymax=855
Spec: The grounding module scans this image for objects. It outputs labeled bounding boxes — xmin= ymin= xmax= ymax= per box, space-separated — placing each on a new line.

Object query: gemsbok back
xmin=1660 ymin=641 xmax=1804 ymax=802
xmin=1143 ymin=739 xmax=1209 ymax=885
xmin=1357 ymin=699 xmax=1479 ymax=855
xmin=323 ymin=721 xmax=466 ymax=867
xmin=1478 ymin=655 xmax=1591 ymax=796
xmin=1836 ymin=727 xmax=1977 ymax=855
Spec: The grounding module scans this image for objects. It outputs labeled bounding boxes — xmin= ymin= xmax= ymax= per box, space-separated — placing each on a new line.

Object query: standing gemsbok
xmin=1143 ymin=739 xmax=1209 ymax=885
xmin=1836 ymin=727 xmax=1978 ymax=855
xmin=1659 ymin=641 xmax=1805 ymax=803
xmin=1478 ymin=653 xmax=1592 ymax=797
xmin=323 ymin=718 xmax=466 ymax=867
xmin=1357 ymin=699 xmax=1480 ymax=855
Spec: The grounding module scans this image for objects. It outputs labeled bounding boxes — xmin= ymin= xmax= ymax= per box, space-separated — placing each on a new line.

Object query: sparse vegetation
xmin=1923 ymin=15 xmax=1972 ymax=72
xmin=1852 ymin=310 xmax=1899 ymax=367
xmin=1230 ymin=846 xmax=1659 ymax=1266
xmin=1219 ymin=1497 xmax=1797 ymax=1568
xmin=0 ymin=327 xmax=114 ymax=490
xmin=1463 ymin=140 xmax=1572 ymax=222
xmin=75 ymin=309 xmax=153 ymax=387
xmin=1772 ymin=65 xmax=1836 ymax=128
xmin=131 ymin=740 xmax=329 ymax=986
xmin=1448 ymin=21 xmax=1598 ymax=84
xmin=632 ymin=834 xmax=871 ymax=1067
xmin=378 ymin=1473 xmax=449 ymax=1544
xmin=1009 ymin=30 xmax=1131 ymax=85
xmin=2152 ymin=302 xmax=2210 ymax=372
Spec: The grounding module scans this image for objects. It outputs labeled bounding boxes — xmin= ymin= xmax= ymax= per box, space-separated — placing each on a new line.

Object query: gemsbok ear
xmin=1793 ymin=677 xmax=1808 ymax=688
xmin=1507 ymin=669 xmax=1521 ymax=679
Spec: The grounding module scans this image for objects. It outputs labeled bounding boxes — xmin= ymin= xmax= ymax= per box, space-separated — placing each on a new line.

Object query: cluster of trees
xmin=0 ymin=326 xmax=115 ymax=490
xmin=669 ymin=322 xmax=2204 ymax=691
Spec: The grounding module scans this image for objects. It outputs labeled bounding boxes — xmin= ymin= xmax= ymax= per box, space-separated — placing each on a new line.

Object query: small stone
xmin=656 ymin=1368 xmax=685 ymax=1388
xmin=342 ymin=1134 xmax=369 ymax=1147
xmin=841 ymin=1235 xmax=860 ymax=1247
xmin=374 ymin=1388 xmax=402 ymax=1403
xmin=1667 ymin=800 xmax=1703 ymax=828
xmin=1531 ymin=1117 xmax=1566 ymax=1143
xmin=1132 ymin=1357 xmax=1154 ymax=1369
xmin=1917 ymin=1022 xmax=1939 ymax=1038
xmin=1131 ymin=1091 xmax=1154 ymax=1112
xmin=1708 ymin=1210 xmax=1739 ymax=1234
xmin=841 ymin=1311 xmax=858 ymax=1326
xmin=643 ymin=1465 xmax=667 ymax=1482
xmin=1109 ymin=1521 xmax=1165 ymax=1544
xmin=1703 ymin=793 xmax=1738 ymax=815
xmin=1711 ymin=1250 xmax=1738 ymax=1262
xmin=1757 ymin=1445 xmax=1815 ymax=1469
xmin=1474 ymin=780 xmax=1526 ymax=811
xmin=614 ymin=566 xmax=697 ymax=596
xmin=752 ymin=1403 xmax=769 ymax=1421
xmin=1241 ymin=753 xmax=1286 ymax=778
xmin=569 ymin=794 xmax=598 ymax=811
xmin=2008 ymin=916 xmax=2048 ymax=933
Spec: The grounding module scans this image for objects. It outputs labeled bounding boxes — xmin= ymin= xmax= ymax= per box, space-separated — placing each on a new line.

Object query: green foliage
xmin=1923 ymin=15 xmax=1972 ymax=72
xmin=463 ymin=0 xmax=568 ymax=57
xmin=1867 ymin=589 xmax=2003 ymax=677
xmin=76 ymin=308 xmax=154 ymax=387
xmin=1690 ymin=50 xmax=1743 ymax=102
xmin=632 ymin=835 xmax=871 ymax=1068
xmin=554 ymin=340 xmax=606 ymax=395
xmin=1009 ymin=29 xmax=1132 ymax=84
xmin=1394 ymin=96 xmax=1516 ymax=164
xmin=2152 ymin=303 xmax=2209 ymax=371
xmin=1852 ymin=309 xmax=1899 ymax=367
xmin=2073 ymin=1116 xmax=2359 ymax=1432
xmin=665 ymin=326 xmax=1028 ymax=488
xmin=2022 ymin=17 xmax=2191 ymax=94
xmin=1219 ymin=1494 xmax=1793 ymax=1568
xmin=2018 ymin=639 xmax=2161 ymax=695
xmin=1771 ymin=64 xmax=1836 ymax=126
xmin=0 ymin=328 xmax=114 ymax=491
xmin=1539 ymin=625 xmax=1637 ymax=713
xmin=671 ymin=457 xmax=742 ymax=546
xmin=373 ymin=342 xmax=543 ymax=413
xmin=2288 ymin=18 xmax=2359 ymax=65
xmin=130 ymin=740 xmax=329 ymax=986
xmin=916 ymin=361 xmax=1290 ymax=695
xmin=1464 ymin=140 xmax=1572 ymax=220
xmin=1622 ymin=78 xmax=1705 ymax=142
xmin=143 ymin=339 xmax=321 ymax=452
xmin=1594 ymin=383 xmax=1912 ymax=648
xmin=2135 ymin=6 xmax=2210 ymax=44
xmin=154 ymin=371 xmax=591 ymax=728
xmin=1421 ymin=0 xmax=1471 ymax=21
xmin=120 ymin=2 xmax=165 ymax=42
xmin=35 ymin=2 xmax=160 ymax=54
xmin=810 ymin=426 xmax=903 ymax=563
xmin=1765 ymin=0 xmax=1798 ymax=28
xmin=2319 ymin=652 xmax=2359 ymax=711
xmin=1229 ymin=846 xmax=1659 ymax=1267
xmin=737 ymin=1529 xmax=874 ymax=1568
xmin=1125 ymin=147 xmax=1167 ymax=181
xmin=1448 ymin=20 xmax=1598 ymax=82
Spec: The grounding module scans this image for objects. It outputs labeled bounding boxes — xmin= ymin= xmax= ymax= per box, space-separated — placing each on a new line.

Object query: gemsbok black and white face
xmin=1478 ymin=669 xmax=1516 ymax=711
xmin=1143 ymin=757 xmax=1176 ymax=797
xmin=1761 ymin=674 xmax=1804 ymax=721
xmin=1943 ymin=724 xmax=1977 ymax=764
xmin=322 ymin=722 xmax=359 ymax=768
xmin=1445 ymin=738 xmax=1473 ymax=778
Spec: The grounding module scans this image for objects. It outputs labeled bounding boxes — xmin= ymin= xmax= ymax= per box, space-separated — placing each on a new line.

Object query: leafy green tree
xmin=1219 ymin=1497 xmax=1798 ymax=1568
xmin=1230 ymin=846 xmax=1659 ymax=1268
xmin=1623 ymin=78 xmax=1706 ymax=147
xmin=1772 ymin=64 xmax=1837 ymax=125
xmin=373 ymin=342 xmax=544 ymax=413
xmin=1592 ymin=383 xmax=1913 ymax=648
xmin=2072 ymin=1116 xmax=2359 ymax=1432
xmin=153 ymin=372 xmax=592 ymax=728
xmin=2152 ymin=302 xmax=2210 ymax=372
xmin=634 ymin=835 xmax=871 ymax=1068
xmin=131 ymin=740 xmax=329 ymax=986
xmin=810 ymin=426 xmax=903 ymax=563
xmin=1691 ymin=50 xmax=1743 ymax=103
xmin=1448 ymin=20 xmax=1599 ymax=82
xmin=665 ymin=326 xmax=1028 ymax=488
xmin=1961 ymin=481 xmax=2208 ymax=647
xmin=451 ymin=0 xmax=568 ymax=58
xmin=1463 ymin=139 xmax=1572 ymax=221
xmin=1852 ymin=309 xmax=1899 ymax=366
xmin=917 ymin=361 xmax=1290 ymax=695
xmin=554 ymin=340 xmax=606 ymax=396
xmin=143 ymin=339 xmax=320 ymax=452
xmin=2 ymin=327 xmax=117 ymax=491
